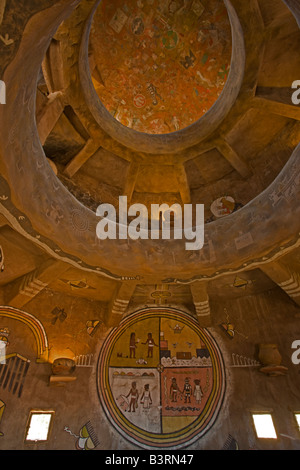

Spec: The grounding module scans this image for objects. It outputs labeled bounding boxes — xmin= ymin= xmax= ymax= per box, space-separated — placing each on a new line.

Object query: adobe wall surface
xmin=0 ymin=287 xmax=299 ymax=450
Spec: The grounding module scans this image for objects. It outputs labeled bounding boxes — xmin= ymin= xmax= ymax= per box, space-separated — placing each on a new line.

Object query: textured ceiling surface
xmin=0 ymin=0 xmax=299 ymax=333
xmin=89 ymin=0 xmax=232 ymax=134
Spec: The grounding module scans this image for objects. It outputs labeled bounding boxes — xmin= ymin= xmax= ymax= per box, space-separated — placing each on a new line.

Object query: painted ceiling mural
xmin=89 ymin=0 xmax=232 ymax=134
xmin=97 ymin=308 xmax=225 ymax=449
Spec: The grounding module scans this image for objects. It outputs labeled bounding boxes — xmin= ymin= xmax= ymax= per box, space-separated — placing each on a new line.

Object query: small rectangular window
xmin=294 ymin=413 xmax=300 ymax=430
xmin=252 ymin=413 xmax=277 ymax=439
xmin=25 ymin=411 xmax=54 ymax=442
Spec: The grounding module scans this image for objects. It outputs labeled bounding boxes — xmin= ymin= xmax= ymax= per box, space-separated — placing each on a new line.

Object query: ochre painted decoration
xmin=65 ymin=421 xmax=100 ymax=450
xmin=97 ymin=308 xmax=225 ymax=449
xmin=0 ymin=306 xmax=49 ymax=362
xmin=76 ymin=421 xmax=100 ymax=450
xmin=0 ymin=327 xmax=9 ymax=346
xmin=86 ymin=320 xmax=101 ymax=337
xmin=51 ymin=307 xmax=67 ymax=325
xmin=90 ymin=0 xmax=232 ymax=134
xmin=232 ymin=276 xmax=249 ymax=289
xmin=219 ymin=308 xmax=248 ymax=341
xmin=220 ymin=322 xmax=235 ymax=339
xmin=60 ymin=278 xmax=96 ymax=291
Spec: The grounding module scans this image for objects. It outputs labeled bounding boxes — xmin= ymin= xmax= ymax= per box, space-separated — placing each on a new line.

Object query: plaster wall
xmin=0 ymin=287 xmax=299 ymax=451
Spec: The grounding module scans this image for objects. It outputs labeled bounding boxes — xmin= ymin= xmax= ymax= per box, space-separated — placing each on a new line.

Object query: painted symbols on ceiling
xmin=89 ymin=0 xmax=232 ymax=134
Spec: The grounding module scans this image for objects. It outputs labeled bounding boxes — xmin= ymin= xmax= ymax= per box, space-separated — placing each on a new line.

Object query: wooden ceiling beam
xmin=4 ymin=259 xmax=69 ymax=309
xmin=190 ymin=281 xmax=211 ymax=327
xmin=260 ymin=261 xmax=300 ymax=307
xmin=63 ymin=138 xmax=100 ymax=178
xmin=175 ymin=163 xmax=192 ymax=204
xmin=251 ymin=95 xmax=300 ymax=121
xmin=36 ymin=92 xmax=64 ymax=145
xmin=123 ymin=159 xmax=140 ymax=204
xmin=106 ymin=281 xmax=137 ymax=328
xmin=216 ymin=139 xmax=252 ymax=178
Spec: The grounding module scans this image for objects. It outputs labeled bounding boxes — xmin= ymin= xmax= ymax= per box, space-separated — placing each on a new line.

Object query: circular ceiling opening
xmin=89 ymin=0 xmax=232 ymax=135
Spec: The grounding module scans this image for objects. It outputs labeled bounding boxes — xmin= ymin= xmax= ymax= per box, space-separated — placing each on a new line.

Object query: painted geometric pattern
xmin=97 ymin=308 xmax=225 ymax=449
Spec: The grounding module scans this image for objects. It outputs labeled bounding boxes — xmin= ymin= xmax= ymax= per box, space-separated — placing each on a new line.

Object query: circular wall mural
xmin=89 ymin=0 xmax=232 ymax=134
xmin=97 ymin=308 xmax=225 ymax=449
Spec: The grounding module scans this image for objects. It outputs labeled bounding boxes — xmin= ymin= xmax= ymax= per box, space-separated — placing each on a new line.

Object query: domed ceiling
xmin=89 ymin=0 xmax=232 ymax=134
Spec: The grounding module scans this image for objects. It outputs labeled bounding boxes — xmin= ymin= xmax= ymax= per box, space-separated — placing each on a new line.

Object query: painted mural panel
xmin=90 ymin=0 xmax=232 ymax=134
xmin=97 ymin=308 xmax=225 ymax=449
xmin=110 ymin=368 xmax=161 ymax=434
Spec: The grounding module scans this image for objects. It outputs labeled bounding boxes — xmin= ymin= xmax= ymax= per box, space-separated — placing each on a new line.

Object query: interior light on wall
xmin=252 ymin=413 xmax=277 ymax=439
xmin=25 ymin=411 xmax=54 ymax=443
xmin=48 ymin=346 xmax=75 ymax=365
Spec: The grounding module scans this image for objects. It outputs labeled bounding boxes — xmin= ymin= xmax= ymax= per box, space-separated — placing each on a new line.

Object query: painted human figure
xmin=183 ymin=377 xmax=192 ymax=403
xmin=129 ymin=332 xmax=138 ymax=358
xmin=140 ymin=384 xmax=152 ymax=409
xmin=126 ymin=382 xmax=139 ymax=412
xmin=170 ymin=377 xmax=181 ymax=402
xmin=142 ymin=333 xmax=158 ymax=358
xmin=193 ymin=379 xmax=203 ymax=404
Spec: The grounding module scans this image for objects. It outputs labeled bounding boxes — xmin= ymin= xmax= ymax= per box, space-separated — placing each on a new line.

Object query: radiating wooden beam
xmin=251 ymin=96 xmax=300 ymax=121
xmin=216 ymin=139 xmax=252 ymax=178
xmin=4 ymin=260 xmax=69 ymax=308
xmin=37 ymin=93 xmax=64 ymax=145
xmin=190 ymin=282 xmax=211 ymax=327
xmin=175 ymin=164 xmax=191 ymax=204
xmin=180 ymin=142 xmax=216 ymax=164
xmin=106 ymin=281 xmax=137 ymax=327
xmin=42 ymin=38 xmax=65 ymax=94
xmin=260 ymin=261 xmax=300 ymax=307
xmin=64 ymin=138 xmax=100 ymax=178
xmin=63 ymin=105 xmax=90 ymax=141
xmin=123 ymin=159 xmax=140 ymax=204
xmin=255 ymin=86 xmax=295 ymax=104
